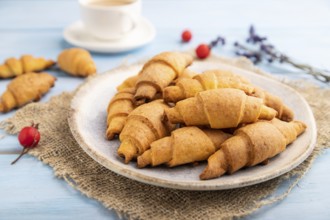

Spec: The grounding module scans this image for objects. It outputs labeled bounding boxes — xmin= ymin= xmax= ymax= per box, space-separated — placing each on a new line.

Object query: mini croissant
xmin=200 ymin=119 xmax=306 ymax=180
xmin=0 ymin=55 xmax=54 ymax=78
xmin=174 ymin=68 xmax=198 ymax=82
xmin=134 ymin=52 xmax=193 ymax=104
xmin=164 ymin=69 xmax=255 ymax=103
xmin=106 ymin=88 xmax=135 ymax=140
xmin=116 ymin=69 xmax=196 ymax=92
xmin=137 ymin=127 xmax=232 ymax=168
xmin=252 ymin=87 xmax=294 ymax=121
xmin=165 ymin=88 xmax=277 ymax=129
xmin=164 ymin=69 xmax=294 ymax=122
xmin=57 ymin=48 xmax=96 ymax=77
xmin=0 ymin=72 xmax=56 ymax=112
xmin=118 ymin=100 xmax=175 ymax=163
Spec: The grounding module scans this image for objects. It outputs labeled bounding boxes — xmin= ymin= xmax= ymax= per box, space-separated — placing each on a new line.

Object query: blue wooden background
xmin=0 ymin=0 xmax=330 ymax=219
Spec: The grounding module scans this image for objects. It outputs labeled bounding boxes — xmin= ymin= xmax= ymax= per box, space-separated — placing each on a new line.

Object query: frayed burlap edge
xmin=0 ymin=56 xmax=329 ymax=220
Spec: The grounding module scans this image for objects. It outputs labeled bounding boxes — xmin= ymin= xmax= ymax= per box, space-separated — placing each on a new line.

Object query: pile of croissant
xmin=0 ymin=48 xmax=96 ymax=113
xmin=106 ymin=51 xmax=307 ymax=180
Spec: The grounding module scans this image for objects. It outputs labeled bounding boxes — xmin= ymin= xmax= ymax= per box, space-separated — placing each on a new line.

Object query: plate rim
xmin=68 ymin=62 xmax=317 ymax=191
xmin=63 ymin=18 xmax=156 ymax=53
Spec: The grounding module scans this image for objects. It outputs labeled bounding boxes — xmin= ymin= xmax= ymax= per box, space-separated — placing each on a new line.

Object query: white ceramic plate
xmin=68 ymin=61 xmax=317 ymax=190
xmin=63 ymin=18 xmax=156 ymax=53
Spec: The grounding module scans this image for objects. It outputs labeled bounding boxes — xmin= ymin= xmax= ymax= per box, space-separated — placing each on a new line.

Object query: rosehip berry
xmin=11 ymin=123 xmax=40 ymax=165
xmin=181 ymin=30 xmax=192 ymax=42
xmin=18 ymin=125 xmax=40 ymax=148
xmin=196 ymin=44 xmax=210 ymax=59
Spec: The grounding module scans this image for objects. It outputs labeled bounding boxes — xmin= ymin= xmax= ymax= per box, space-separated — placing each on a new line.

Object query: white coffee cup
xmin=79 ymin=0 xmax=141 ymax=40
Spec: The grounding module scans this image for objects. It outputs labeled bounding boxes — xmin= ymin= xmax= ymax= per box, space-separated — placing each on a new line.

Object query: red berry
xmin=11 ymin=123 xmax=40 ymax=165
xmin=18 ymin=125 xmax=40 ymax=148
xmin=196 ymin=44 xmax=210 ymax=59
xmin=181 ymin=30 xmax=192 ymax=42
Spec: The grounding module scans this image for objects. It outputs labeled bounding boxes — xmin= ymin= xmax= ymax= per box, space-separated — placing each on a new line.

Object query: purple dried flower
xmin=218 ymin=36 xmax=226 ymax=45
xmin=233 ymin=42 xmax=262 ymax=64
xmin=241 ymin=25 xmax=330 ymax=82
xmin=279 ymin=54 xmax=288 ymax=63
xmin=246 ymin=25 xmax=267 ymax=44
xmin=209 ymin=41 xmax=217 ymax=48
xmin=209 ymin=36 xmax=226 ymax=48
xmin=260 ymin=44 xmax=274 ymax=52
xmin=267 ymin=58 xmax=274 ymax=63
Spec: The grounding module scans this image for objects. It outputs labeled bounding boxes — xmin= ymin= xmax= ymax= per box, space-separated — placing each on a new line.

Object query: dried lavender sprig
xmin=209 ymin=36 xmax=226 ymax=48
xmin=284 ymin=57 xmax=330 ymax=82
xmin=259 ymin=42 xmax=330 ymax=82
xmin=234 ymin=42 xmax=262 ymax=64
xmin=246 ymin=26 xmax=267 ymax=44
xmin=244 ymin=25 xmax=330 ymax=83
xmin=235 ymin=40 xmax=330 ymax=82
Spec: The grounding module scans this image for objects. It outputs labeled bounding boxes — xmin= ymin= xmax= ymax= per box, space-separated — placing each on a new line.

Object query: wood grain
xmin=0 ymin=0 xmax=329 ymax=219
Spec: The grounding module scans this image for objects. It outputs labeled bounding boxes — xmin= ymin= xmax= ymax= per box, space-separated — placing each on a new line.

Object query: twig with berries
xmin=234 ymin=25 xmax=330 ymax=83
xmin=180 ymin=30 xmax=226 ymax=59
xmin=195 ymin=36 xmax=226 ymax=59
xmin=11 ymin=122 xmax=40 ymax=165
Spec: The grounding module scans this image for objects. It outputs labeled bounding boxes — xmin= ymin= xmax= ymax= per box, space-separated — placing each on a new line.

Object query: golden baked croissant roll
xmin=164 ymin=69 xmax=294 ymax=122
xmin=252 ymin=87 xmax=294 ymax=122
xmin=57 ymin=48 xmax=96 ymax=77
xmin=174 ymin=68 xmax=198 ymax=82
xmin=118 ymin=100 xmax=175 ymax=163
xmin=116 ymin=69 xmax=196 ymax=92
xmin=0 ymin=72 xmax=56 ymax=112
xmin=0 ymin=55 xmax=55 ymax=78
xmin=200 ymin=118 xmax=306 ymax=180
xmin=106 ymin=88 xmax=135 ymax=140
xmin=164 ymin=69 xmax=255 ymax=103
xmin=165 ymin=88 xmax=277 ymax=129
xmin=134 ymin=52 xmax=193 ymax=104
xmin=137 ymin=127 xmax=232 ymax=168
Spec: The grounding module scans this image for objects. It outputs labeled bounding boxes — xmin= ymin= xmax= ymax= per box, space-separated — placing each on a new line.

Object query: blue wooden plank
xmin=0 ymin=0 xmax=78 ymax=29
xmin=0 ymin=151 xmax=329 ymax=219
xmin=0 ymin=0 xmax=329 ymax=219
xmin=1 ymin=0 xmax=330 ymax=29
xmin=1 ymin=28 xmax=329 ymax=70
xmin=247 ymin=149 xmax=330 ymax=219
xmin=0 ymin=155 xmax=116 ymax=220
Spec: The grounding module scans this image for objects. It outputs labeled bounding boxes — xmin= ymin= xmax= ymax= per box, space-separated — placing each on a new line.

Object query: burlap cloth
xmin=1 ymin=56 xmax=329 ymax=220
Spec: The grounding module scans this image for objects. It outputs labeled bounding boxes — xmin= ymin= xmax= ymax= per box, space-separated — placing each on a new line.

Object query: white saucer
xmin=63 ymin=18 xmax=156 ymax=53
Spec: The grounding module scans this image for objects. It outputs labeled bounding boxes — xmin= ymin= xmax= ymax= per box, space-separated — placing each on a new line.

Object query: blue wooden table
xmin=1 ymin=0 xmax=330 ymax=219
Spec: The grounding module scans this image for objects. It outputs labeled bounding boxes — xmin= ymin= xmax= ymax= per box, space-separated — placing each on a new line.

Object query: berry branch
xmin=11 ymin=122 xmax=40 ymax=165
xmin=181 ymin=27 xmax=330 ymax=83
xmin=196 ymin=36 xmax=226 ymax=59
